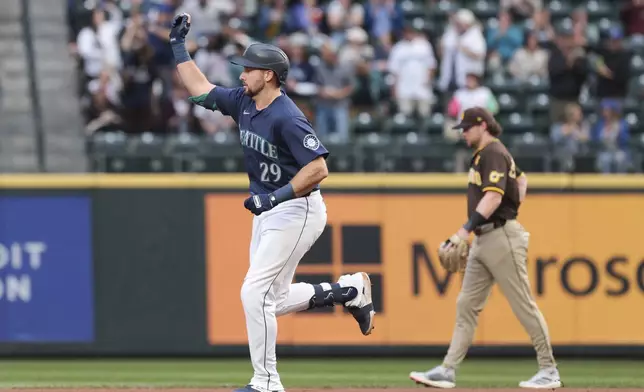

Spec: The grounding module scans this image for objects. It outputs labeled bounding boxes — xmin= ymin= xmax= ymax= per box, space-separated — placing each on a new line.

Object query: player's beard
xmin=244 ymin=80 xmax=265 ymax=97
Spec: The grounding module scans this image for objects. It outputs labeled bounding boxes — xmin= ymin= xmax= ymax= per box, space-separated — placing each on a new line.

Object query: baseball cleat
xmin=338 ymin=272 xmax=375 ymax=335
xmin=519 ymin=367 xmax=562 ymax=389
xmin=409 ymin=366 xmax=456 ymax=389
xmin=233 ymin=385 xmax=282 ymax=392
xmin=233 ymin=386 xmax=262 ymax=392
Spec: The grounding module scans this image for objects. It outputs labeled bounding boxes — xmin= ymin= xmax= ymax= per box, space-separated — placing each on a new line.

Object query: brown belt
xmin=474 ymin=219 xmax=507 ymax=236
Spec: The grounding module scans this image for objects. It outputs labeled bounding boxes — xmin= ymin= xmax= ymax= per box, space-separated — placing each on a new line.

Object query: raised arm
xmin=170 ymin=13 xmax=214 ymax=97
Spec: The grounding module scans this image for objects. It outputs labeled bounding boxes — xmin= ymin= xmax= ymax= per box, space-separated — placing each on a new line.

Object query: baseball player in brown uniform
xmin=409 ymin=107 xmax=562 ymax=389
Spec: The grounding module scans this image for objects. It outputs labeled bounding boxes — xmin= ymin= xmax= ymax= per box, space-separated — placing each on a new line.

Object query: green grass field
xmin=1 ymin=358 xmax=643 ymax=389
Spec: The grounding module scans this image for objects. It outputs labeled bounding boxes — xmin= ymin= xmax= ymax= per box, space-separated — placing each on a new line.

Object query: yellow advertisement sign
xmin=205 ymin=193 xmax=644 ymax=345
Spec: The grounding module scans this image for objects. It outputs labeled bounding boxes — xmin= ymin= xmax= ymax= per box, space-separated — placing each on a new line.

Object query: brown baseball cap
xmin=452 ymin=107 xmax=495 ymax=130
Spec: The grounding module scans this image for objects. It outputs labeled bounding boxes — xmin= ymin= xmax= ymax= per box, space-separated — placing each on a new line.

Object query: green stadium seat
xmin=384 ymin=113 xmax=419 ymax=135
xmin=87 ymin=131 xmax=128 ymax=172
xmin=321 ymin=139 xmax=359 ymax=172
xmin=526 ymin=93 xmax=549 ymax=114
xmin=166 ymin=133 xmax=201 ymax=155
xmin=625 ymin=112 xmax=641 ymax=131
xmin=580 ymin=97 xmax=598 ymax=116
xmin=194 ymin=132 xmax=245 ymax=173
xmin=630 ymin=55 xmax=644 ymax=76
xmin=626 ymin=35 xmax=644 ymax=55
xmin=115 ymin=133 xmax=173 ymax=173
xmin=87 ymin=131 xmax=127 ymax=155
xmin=547 ymin=0 xmax=573 ymax=18
xmin=486 ymin=74 xmax=521 ymax=95
xmin=497 ymin=112 xmax=535 ymax=134
xmin=351 ymin=112 xmax=381 ymax=135
xmin=622 ymin=97 xmax=640 ymax=114
xmin=498 ymin=93 xmax=521 ymax=113
xmin=522 ymin=76 xmax=550 ymax=95
xmin=389 ymin=135 xmax=458 ymax=172
xmin=586 ymin=0 xmax=614 ymax=22
xmin=468 ymin=0 xmax=499 ymax=19
xmin=356 ymin=133 xmax=394 ymax=172
xmin=429 ymin=0 xmax=459 ymax=22
xmin=420 ymin=113 xmax=446 ymax=136
xmin=628 ymin=75 xmax=644 ymax=98
xmin=400 ymin=0 xmax=426 ymax=18
xmin=509 ymin=133 xmax=551 ymax=172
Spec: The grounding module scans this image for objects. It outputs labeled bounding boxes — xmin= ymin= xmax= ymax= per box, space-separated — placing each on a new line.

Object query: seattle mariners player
xmin=170 ymin=13 xmax=375 ymax=392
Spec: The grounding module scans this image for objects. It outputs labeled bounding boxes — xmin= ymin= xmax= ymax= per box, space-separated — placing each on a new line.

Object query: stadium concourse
xmin=65 ymin=0 xmax=644 ymax=174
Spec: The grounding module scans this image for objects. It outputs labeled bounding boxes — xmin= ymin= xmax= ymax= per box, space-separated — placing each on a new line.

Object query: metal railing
xmin=21 ymin=0 xmax=46 ymax=172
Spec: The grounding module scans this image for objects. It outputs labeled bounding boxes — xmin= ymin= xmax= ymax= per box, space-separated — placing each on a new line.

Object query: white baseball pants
xmin=241 ymin=191 xmax=327 ymax=392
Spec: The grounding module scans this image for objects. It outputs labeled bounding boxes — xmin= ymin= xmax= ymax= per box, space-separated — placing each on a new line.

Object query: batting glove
xmin=243 ymin=193 xmax=277 ymax=216
xmin=170 ymin=13 xmax=191 ymax=44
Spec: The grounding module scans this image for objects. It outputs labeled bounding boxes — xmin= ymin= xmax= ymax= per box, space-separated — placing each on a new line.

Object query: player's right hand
xmin=170 ymin=13 xmax=191 ymax=44
xmin=243 ymin=193 xmax=276 ymax=216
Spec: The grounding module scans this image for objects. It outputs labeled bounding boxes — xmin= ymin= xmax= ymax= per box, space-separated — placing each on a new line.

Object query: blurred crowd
xmin=67 ymin=0 xmax=644 ymax=173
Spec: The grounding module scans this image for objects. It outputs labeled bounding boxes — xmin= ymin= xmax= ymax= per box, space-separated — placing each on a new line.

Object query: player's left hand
xmin=243 ymin=193 xmax=277 ymax=216
xmin=170 ymin=13 xmax=191 ymax=44
xmin=438 ymin=233 xmax=470 ymax=273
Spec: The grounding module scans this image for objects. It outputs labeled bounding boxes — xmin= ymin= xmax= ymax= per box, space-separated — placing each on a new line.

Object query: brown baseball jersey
xmin=467 ymin=139 xmax=522 ymax=222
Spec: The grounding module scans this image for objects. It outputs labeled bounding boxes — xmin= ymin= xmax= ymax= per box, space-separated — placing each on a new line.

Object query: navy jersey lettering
xmin=192 ymin=86 xmax=329 ymax=195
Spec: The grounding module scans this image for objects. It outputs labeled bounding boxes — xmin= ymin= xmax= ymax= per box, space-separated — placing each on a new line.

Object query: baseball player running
xmin=409 ymin=107 xmax=561 ymax=389
xmin=169 ymin=13 xmax=375 ymax=392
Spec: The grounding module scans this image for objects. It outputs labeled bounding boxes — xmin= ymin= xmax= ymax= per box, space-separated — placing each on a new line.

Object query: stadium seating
xmin=81 ymin=0 xmax=644 ymax=174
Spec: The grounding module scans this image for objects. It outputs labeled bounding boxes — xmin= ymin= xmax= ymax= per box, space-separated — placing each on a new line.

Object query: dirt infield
xmin=10 ymin=388 xmax=644 ymax=392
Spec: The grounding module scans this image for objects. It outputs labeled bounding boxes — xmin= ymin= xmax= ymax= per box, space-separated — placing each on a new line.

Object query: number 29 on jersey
xmin=260 ymin=162 xmax=282 ymax=183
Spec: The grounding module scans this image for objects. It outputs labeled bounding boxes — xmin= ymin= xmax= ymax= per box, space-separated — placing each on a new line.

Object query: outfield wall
xmin=0 ymin=173 xmax=643 ymax=358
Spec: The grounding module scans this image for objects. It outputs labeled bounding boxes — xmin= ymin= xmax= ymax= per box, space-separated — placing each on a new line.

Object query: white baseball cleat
xmin=409 ymin=365 xmax=456 ymax=389
xmin=338 ymin=272 xmax=375 ymax=335
xmin=519 ymin=367 xmax=562 ymax=389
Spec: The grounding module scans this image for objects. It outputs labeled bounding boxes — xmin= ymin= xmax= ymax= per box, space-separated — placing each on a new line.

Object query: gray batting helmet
xmin=230 ymin=42 xmax=290 ymax=85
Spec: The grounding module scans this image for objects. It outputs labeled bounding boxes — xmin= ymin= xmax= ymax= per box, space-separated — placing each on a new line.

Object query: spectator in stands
xmin=256 ymin=0 xmax=288 ymax=40
xmin=339 ymin=27 xmax=374 ymax=69
xmin=437 ymin=9 xmax=487 ymax=92
xmin=444 ymin=72 xmax=498 ymax=141
xmin=193 ymin=103 xmax=236 ymax=134
xmin=527 ymin=9 xmax=554 ymax=46
xmin=118 ymin=13 xmax=158 ymax=134
xmin=67 ymin=0 xmax=90 ymax=55
xmin=284 ymin=33 xmax=317 ymax=98
xmin=171 ymin=70 xmax=194 ymax=134
xmin=508 ymin=30 xmax=548 ymax=81
xmin=620 ymin=0 xmax=644 ymax=36
xmin=500 ymin=0 xmax=542 ymax=22
xmin=363 ymin=0 xmax=404 ymax=53
xmin=67 ymin=0 xmax=123 ymax=55
xmin=387 ymin=22 xmax=437 ymax=118
xmin=547 ymin=26 xmax=588 ymax=123
xmin=76 ymin=6 xmax=122 ymax=123
xmin=284 ymin=0 xmax=324 ymax=35
xmin=339 ymin=27 xmax=378 ymax=108
xmin=550 ymin=102 xmax=590 ymax=167
xmin=313 ymin=40 xmax=356 ymax=141
xmin=486 ymin=10 xmax=524 ymax=71
xmin=593 ymin=27 xmax=631 ymax=102
xmin=571 ymin=7 xmax=590 ymax=48
xmin=325 ymin=0 xmax=365 ymax=47
xmin=145 ymin=1 xmax=180 ymax=132
xmin=592 ymin=99 xmax=631 ymax=173
xmin=175 ymin=0 xmax=234 ymax=38
xmin=194 ymin=33 xmax=235 ymax=88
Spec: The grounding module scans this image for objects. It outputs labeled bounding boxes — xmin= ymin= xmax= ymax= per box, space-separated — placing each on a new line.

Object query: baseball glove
xmin=438 ymin=235 xmax=470 ymax=273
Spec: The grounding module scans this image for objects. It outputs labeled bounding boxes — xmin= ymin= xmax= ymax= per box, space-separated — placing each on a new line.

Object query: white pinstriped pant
xmin=241 ymin=191 xmax=327 ymax=392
